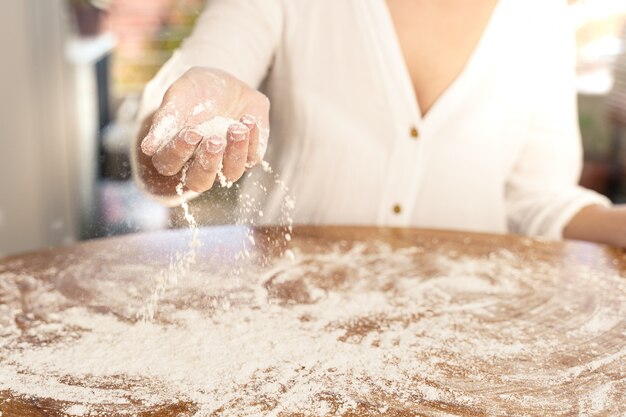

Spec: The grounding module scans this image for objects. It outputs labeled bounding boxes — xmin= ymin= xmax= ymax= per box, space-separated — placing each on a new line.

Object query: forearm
xmin=563 ymin=204 xmax=626 ymax=247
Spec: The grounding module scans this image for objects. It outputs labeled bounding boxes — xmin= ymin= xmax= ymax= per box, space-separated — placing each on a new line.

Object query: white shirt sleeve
xmin=505 ymin=3 xmax=611 ymax=239
xmin=137 ymin=0 xmax=283 ymax=123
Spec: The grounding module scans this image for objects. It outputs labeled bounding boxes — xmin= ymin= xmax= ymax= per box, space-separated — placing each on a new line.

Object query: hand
xmin=139 ymin=67 xmax=270 ymax=193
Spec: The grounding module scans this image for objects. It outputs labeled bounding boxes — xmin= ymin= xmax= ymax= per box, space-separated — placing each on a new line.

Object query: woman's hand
xmin=135 ymin=67 xmax=270 ymax=197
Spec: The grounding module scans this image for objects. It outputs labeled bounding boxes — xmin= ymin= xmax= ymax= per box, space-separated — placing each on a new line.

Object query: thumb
xmin=141 ymin=101 xmax=184 ymax=156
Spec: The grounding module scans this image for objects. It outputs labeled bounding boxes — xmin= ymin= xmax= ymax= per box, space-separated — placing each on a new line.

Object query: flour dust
xmin=142 ymin=156 xmax=294 ymax=320
xmin=1 ymin=242 xmax=625 ymax=416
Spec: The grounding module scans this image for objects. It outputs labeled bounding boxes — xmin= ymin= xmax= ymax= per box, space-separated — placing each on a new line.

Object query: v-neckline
xmin=378 ymin=0 xmax=505 ymax=128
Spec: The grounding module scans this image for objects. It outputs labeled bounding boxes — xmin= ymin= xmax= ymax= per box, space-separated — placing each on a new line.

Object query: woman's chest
xmin=385 ymin=0 xmax=499 ymax=115
xmin=269 ymin=0 xmax=533 ymax=171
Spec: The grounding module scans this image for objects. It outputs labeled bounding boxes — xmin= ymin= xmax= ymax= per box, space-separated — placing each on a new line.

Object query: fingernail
xmin=181 ymin=128 xmax=203 ymax=145
xmin=240 ymin=114 xmax=256 ymax=131
xmin=204 ymin=135 xmax=226 ymax=154
xmin=228 ymin=122 xmax=249 ymax=142
xmin=198 ymin=135 xmax=225 ymax=170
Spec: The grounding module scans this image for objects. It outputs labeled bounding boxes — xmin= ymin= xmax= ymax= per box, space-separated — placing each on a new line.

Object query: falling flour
xmin=141 ymin=164 xmax=201 ymax=320
xmin=142 ymin=122 xmax=294 ymax=319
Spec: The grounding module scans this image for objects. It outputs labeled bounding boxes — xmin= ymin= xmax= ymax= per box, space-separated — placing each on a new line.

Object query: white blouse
xmin=137 ymin=0 xmax=611 ymax=239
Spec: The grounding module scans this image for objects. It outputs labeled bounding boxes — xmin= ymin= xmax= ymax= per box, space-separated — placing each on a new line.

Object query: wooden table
xmin=0 ymin=226 xmax=625 ymax=416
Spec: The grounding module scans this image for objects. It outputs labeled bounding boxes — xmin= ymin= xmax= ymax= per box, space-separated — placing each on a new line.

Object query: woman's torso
xmin=249 ymin=0 xmax=540 ymax=233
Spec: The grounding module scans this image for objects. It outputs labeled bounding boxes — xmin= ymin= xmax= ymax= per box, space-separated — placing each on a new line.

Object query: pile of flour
xmin=1 ymin=242 xmax=624 ymax=416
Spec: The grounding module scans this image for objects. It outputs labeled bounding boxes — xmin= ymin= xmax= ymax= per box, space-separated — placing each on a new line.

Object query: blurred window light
xmin=570 ymin=0 xmax=626 ymax=28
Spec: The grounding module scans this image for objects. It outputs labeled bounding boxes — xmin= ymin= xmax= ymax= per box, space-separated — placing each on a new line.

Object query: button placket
xmin=388 ymin=123 xmax=423 ymax=224
xmin=378 ymin=120 xmax=422 ymax=226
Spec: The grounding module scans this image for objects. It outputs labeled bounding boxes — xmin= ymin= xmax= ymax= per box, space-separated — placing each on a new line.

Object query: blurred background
xmin=0 ymin=0 xmax=625 ymax=256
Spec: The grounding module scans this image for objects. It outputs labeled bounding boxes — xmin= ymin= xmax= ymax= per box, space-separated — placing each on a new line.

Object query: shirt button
xmin=392 ymin=204 xmax=402 ymax=214
xmin=410 ymin=126 xmax=419 ymax=139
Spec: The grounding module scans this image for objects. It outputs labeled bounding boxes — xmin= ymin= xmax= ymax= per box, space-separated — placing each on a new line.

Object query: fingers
xmin=149 ymin=118 xmax=250 ymax=190
xmin=221 ymin=123 xmax=250 ymax=182
xmin=185 ymin=121 xmax=248 ymax=192
xmin=141 ymin=101 xmax=183 ymax=157
xmin=240 ymin=115 xmax=259 ymax=168
xmin=238 ymin=92 xmax=270 ymax=166
xmin=151 ymin=127 xmax=203 ymax=176
xmin=241 ymin=115 xmax=258 ymax=165
xmin=185 ymin=135 xmax=227 ymax=192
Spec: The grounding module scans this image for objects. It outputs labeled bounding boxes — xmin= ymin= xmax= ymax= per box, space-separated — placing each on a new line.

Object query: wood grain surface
xmin=0 ymin=226 xmax=625 ymax=416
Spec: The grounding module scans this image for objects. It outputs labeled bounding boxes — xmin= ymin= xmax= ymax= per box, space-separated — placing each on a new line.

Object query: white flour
xmin=151 ymin=114 xmax=177 ymax=147
xmin=195 ymin=116 xmax=238 ymax=139
xmin=147 ymin=101 xmax=180 ymax=153
xmin=65 ymin=404 xmax=88 ymax=416
xmin=142 ymin=164 xmax=200 ymax=320
xmin=149 ymin=112 xmax=238 ymax=155
xmin=192 ymin=100 xmax=215 ymax=116
xmin=0 ymin=242 xmax=624 ymax=416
